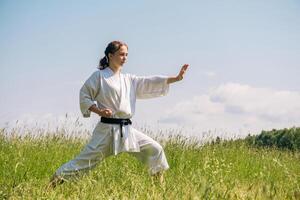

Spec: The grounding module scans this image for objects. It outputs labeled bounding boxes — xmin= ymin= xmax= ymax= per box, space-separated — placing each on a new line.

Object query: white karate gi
xmin=55 ymin=67 xmax=170 ymax=178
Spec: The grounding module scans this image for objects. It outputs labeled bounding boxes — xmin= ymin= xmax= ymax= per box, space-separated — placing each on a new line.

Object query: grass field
xmin=0 ymin=128 xmax=299 ymax=199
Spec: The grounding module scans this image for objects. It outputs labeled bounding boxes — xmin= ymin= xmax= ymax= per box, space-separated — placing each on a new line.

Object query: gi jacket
xmin=79 ymin=67 xmax=169 ymax=155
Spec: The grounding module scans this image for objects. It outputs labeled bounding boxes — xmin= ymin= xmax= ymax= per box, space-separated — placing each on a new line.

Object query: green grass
xmin=0 ymin=131 xmax=299 ymax=199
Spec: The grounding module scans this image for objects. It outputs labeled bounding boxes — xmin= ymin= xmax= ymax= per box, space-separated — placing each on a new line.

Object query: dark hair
xmin=98 ymin=41 xmax=128 ymax=70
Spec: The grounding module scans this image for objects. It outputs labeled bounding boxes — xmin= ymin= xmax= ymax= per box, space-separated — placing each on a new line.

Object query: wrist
xmin=167 ymin=76 xmax=181 ymax=84
xmin=96 ymin=108 xmax=103 ymax=116
xmin=176 ymin=75 xmax=182 ymax=81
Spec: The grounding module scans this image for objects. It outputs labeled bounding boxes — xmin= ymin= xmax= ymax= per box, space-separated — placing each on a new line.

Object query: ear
xmin=108 ymin=53 xmax=113 ymax=59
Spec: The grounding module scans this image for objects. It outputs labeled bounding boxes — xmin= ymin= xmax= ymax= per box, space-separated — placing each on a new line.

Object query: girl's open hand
xmin=176 ymin=64 xmax=189 ymax=81
xmin=166 ymin=64 xmax=190 ymax=84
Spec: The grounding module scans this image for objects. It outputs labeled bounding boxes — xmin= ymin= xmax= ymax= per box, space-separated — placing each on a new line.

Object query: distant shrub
xmin=246 ymin=127 xmax=300 ymax=150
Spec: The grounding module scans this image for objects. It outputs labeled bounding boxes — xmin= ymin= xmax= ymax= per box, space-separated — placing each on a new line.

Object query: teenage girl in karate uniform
xmin=49 ymin=41 xmax=189 ymax=187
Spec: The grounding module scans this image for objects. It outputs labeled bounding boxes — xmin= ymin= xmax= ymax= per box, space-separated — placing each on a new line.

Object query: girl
xmin=49 ymin=41 xmax=189 ymax=187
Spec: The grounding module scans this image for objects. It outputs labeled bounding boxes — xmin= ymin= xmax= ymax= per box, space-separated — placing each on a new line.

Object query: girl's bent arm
xmin=88 ymin=105 xmax=113 ymax=118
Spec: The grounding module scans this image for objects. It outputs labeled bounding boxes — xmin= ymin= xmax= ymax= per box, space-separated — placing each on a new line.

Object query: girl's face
xmin=109 ymin=45 xmax=128 ymax=68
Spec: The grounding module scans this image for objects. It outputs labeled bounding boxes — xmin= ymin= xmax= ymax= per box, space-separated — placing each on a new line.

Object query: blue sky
xmin=1 ymin=1 xmax=300 ymax=136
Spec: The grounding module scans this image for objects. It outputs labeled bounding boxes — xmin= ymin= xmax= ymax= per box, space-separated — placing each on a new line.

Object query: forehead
xmin=118 ymin=45 xmax=128 ymax=53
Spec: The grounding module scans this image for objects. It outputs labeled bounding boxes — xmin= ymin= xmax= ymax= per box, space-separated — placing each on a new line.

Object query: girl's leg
xmin=129 ymin=129 xmax=169 ymax=179
xmin=49 ymin=123 xmax=113 ymax=186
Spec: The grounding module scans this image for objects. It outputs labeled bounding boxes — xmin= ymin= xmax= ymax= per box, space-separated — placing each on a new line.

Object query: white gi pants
xmin=54 ymin=122 xmax=169 ymax=179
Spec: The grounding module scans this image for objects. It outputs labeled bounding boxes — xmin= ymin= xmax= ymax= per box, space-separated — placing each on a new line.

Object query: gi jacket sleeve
xmin=131 ymin=75 xmax=169 ymax=99
xmin=79 ymin=71 xmax=101 ymax=117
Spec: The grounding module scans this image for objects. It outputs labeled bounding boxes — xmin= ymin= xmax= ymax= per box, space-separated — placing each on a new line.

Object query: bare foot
xmin=46 ymin=175 xmax=64 ymax=190
xmin=152 ymin=171 xmax=164 ymax=185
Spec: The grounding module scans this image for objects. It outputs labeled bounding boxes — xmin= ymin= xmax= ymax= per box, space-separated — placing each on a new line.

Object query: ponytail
xmin=99 ymin=56 xmax=109 ymax=70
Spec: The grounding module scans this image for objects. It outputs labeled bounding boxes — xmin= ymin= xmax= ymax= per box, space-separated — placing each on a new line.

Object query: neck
xmin=108 ymin=64 xmax=121 ymax=74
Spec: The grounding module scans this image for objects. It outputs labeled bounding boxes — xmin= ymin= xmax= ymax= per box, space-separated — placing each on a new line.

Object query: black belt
xmin=100 ymin=117 xmax=132 ymax=137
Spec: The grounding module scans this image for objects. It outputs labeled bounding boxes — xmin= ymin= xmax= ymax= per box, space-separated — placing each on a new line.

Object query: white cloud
xmin=3 ymin=82 xmax=300 ymax=141
xmin=160 ymin=83 xmax=300 ymax=137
